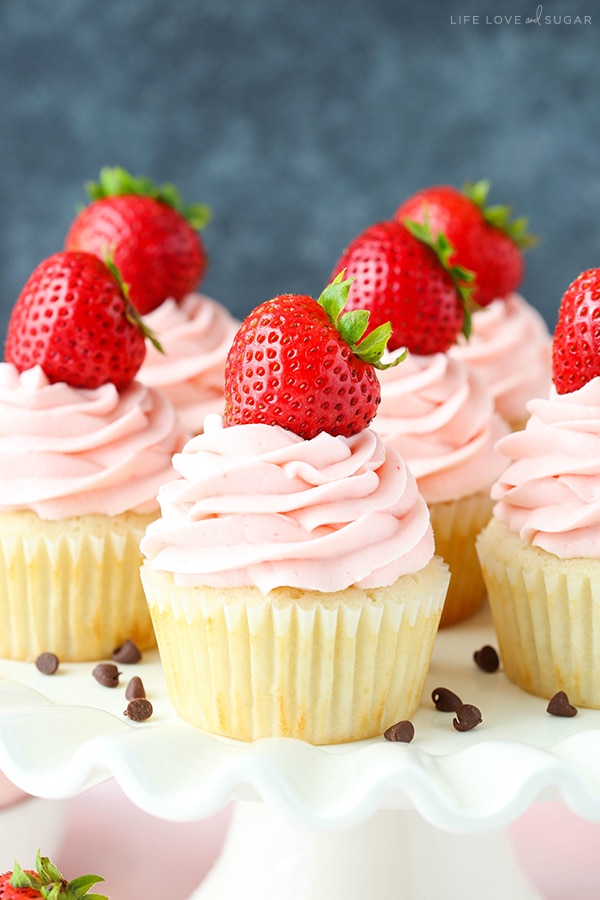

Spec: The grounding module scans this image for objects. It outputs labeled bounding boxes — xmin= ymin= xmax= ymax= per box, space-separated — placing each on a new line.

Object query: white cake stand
xmin=1 ymin=606 xmax=599 ymax=899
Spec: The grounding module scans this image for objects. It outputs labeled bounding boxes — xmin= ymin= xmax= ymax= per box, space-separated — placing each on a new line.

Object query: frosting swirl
xmin=375 ymin=352 xmax=509 ymax=503
xmin=449 ymin=293 xmax=552 ymax=426
xmin=492 ymin=378 xmax=600 ymax=558
xmin=0 ymin=363 xmax=184 ymax=519
xmin=139 ymin=293 xmax=239 ymax=435
xmin=141 ymin=414 xmax=434 ymax=593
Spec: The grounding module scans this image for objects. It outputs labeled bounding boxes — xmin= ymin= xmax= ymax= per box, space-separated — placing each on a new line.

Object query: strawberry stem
xmin=85 ymin=166 xmax=211 ymax=231
xmin=462 ymin=179 xmax=538 ymax=249
xmin=317 ymin=272 xmax=406 ymax=370
xmin=102 ymin=252 xmax=164 ymax=353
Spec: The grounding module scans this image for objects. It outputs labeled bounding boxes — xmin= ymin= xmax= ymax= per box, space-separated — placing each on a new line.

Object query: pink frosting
xmin=374 ymin=352 xmax=509 ymax=504
xmin=492 ymin=378 xmax=600 ymax=558
xmin=449 ymin=293 xmax=552 ymax=425
xmin=140 ymin=414 xmax=435 ymax=593
xmin=0 ymin=363 xmax=185 ymax=520
xmin=139 ymin=293 xmax=239 ymax=435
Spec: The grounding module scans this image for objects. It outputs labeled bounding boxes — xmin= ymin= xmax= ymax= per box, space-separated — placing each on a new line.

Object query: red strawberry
xmin=395 ymin=180 xmax=536 ymax=307
xmin=552 ymin=268 xmax=600 ymax=394
xmin=0 ymin=850 xmax=106 ymax=898
xmin=5 ymin=250 xmax=155 ymax=391
xmin=65 ymin=167 xmax=210 ymax=315
xmin=329 ymin=218 xmax=474 ymax=355
xmin=224 ymin=272 xmax=401 ymax=439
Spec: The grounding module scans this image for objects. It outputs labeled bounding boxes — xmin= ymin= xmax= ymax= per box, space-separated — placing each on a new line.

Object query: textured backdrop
xmin=1 ymin=0 xmax=598 ymax=339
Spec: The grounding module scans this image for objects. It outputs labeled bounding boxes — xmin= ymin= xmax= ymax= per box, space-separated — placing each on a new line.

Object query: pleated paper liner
xmin=477 ymin=516 xmax=600 ymax=709
xmin=429 ymin=489 xmax=494 ymax=628
xmin=0 ymin=509 xmax=157 ymax=661
xmin=141 ymin=555 xmax=450 ymax=744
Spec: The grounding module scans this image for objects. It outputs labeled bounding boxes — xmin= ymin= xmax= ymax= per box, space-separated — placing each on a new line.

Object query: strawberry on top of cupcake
xmin=140 ymin=276 xmax=450 ymax=743
xmin=65 ymin=166 xmax=210 ymax=315
xmin=328 ymin=214 xmax=509 ymax=626
xmin=478 ymin=268 xmax=600 ymax=708
xmin=395 ymin=180 xmax=551 ymax=430
xmin=65 ymin=166 xmax=237 ymax=435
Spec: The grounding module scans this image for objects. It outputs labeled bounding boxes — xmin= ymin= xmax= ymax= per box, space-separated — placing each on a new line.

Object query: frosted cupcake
xmin=140 ymin=277 xmax=450 ymax=743
xmin=1 ymin=250 xmax=185 ymax=661
xmin=395 ymin=181 xmax=546 ymax=429
xmin=477 ymin=268 xmax=600 ymax=707
xmin=138 ymin=293 xmax=239 ymax=435
xmin=375 ymin=351 xmax=509 ymax=627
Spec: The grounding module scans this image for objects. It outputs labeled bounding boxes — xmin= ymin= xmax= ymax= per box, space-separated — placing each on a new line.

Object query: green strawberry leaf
xmin=462 ymin=179 xmax=538 ymax=249
xmin=66 ymin=874 xmax=107 ymax=898
xmin=85 ymin=166 xmax=211 ymax=231
xmin=10 ymin=860 xmax=40 ymax=889
xmin=403 ymin=216 xmax=476 ymax=341
xmin=317 ymin=271 xmax=404 ymax=371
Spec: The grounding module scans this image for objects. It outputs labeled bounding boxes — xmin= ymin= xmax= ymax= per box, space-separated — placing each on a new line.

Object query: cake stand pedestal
xmin=193 ymin=801 xmax=541 ymax=900
xmin=0 ymin=606 xmax=598 ymax=900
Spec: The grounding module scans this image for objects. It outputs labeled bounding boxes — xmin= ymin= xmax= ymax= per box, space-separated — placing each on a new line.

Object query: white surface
xmin=0 ymin=606 xmax=600 ymax=833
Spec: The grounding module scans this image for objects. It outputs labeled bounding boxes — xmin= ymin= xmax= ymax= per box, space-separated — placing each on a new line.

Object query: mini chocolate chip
xmin=453 ymin=703 xmax=483 ymax=732
xmin=125 ymin=675 xmax=146 ymax=700
xmin=112 ymin=639 xmax=142 ymax=665
xmin=124 ymin=697 xmax=153 ymax=722
xmin=35 ymin=652 xmax=59 ymax=675
xmin=92 ymin=663 xmax=121 ymax=688
xmin=384 ymin=720 xmax=415 ymax=743
xmin=547 ymin=691 xmax=578 ymax=718
xmin=432 ymin=686 xmax=462 ymax=712
xmin=473 ymin=645 xmax=500 ymax=673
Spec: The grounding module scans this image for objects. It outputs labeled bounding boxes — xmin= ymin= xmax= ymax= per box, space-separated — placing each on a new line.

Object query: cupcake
xmin=395 ymin=180 xmax=548 ymax=429
xmin=477 ymin=268 xmax=600 ymax=707
xmin=328 ymin=216 xmax=508 ymax=625
xmin=138 ymin=293 xmax=239 ymax=435
xmin=140 ymin=276 xmax=450 ymax=744
xmin=0 ymin=251 xmax=185 ymax=661
xmin=376 ymin=352 xmax=509 ymax=627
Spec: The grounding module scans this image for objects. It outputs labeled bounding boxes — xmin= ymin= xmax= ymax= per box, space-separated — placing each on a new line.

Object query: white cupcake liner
xmin=477 ymin=517 xmax=600 ymax=708
xmin=141 ymin=556 xmax=450 ymax=744
xmin=0 ymin=510 xmax=157 ymax=661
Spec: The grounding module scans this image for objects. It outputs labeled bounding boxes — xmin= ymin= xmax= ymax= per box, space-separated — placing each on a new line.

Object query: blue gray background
xmin=1 ymin=0 xmax=598 ymax=340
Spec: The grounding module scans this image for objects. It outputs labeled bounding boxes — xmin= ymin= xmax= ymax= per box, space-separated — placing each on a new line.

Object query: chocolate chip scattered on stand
xmin=125 ymin=675 xmax=146 ymax=700
xmin=431 ymin=686 xmax=462 ymax=712
xmin=92 ymin=662 xmax=121 ymax=688
xmin=112 ymin=639 xmax=142 ymax=664
xmin=35 ymin=652 xmax=59 ymax=675
xmin=384 ymin=720 xmax=415 ymax=743
xmin=473 ymin=645 xmax=500 ymax=673
xmin=124 ymin=697 xmax=153 ymax=722
xmin=453 ymin=703 xmax=483 ymax=733
xmin=547 ymin=690 xmax=578 ymax=718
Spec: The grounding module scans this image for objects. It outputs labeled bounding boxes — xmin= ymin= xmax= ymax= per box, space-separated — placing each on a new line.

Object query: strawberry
xmin=394 ymin=180 xmax=536 ymax=307
xmin=5 ymin=250 xmax=154 ymax=391
xmin=329 ymin=218 xmax=474 ymax=355
xmin=224 ymin=272 xmax=401 ymax=439
xmin=65 ymin=167 xmax=210 ymax=315
xmin=552 ymin=268 xmax=600 ymax=394
xmin=0 ymin=850 xmax=106 ymax=898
